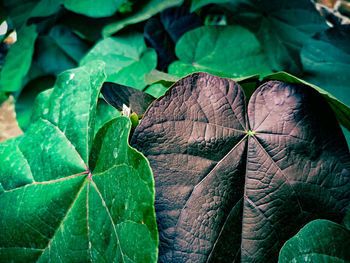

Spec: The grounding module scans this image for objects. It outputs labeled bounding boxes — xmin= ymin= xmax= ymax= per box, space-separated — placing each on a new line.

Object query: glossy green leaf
xmin=278 ymin=219 xmax=350 ymax=263
xmin=168 ymin=25 xmax=272 ymax=78
xmin=0 ymin=24 xmax=38 ymax=100
xmin=102 ymin=0 xmax=183 ymax=37
xmin=132 ymin=72 xmax=350 ymax=262
xmin=81 ymin=33 xmax=157 ymax=90
xmin=301 ymin=25 xmax=350 ymax=108
xmin=0 ymin=61 xmax=158 ymax=262
xmin=64 ymin=0 xmax=127 ymax=18
xmin=36 ymin=25 xmax=90 ymax=76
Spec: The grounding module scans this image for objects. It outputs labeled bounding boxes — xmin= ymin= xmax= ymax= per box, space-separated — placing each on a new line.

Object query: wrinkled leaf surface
xmin=132 ymin=72 xmax=350 ymax=263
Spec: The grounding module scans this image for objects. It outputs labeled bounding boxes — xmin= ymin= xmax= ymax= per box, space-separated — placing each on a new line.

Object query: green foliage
xmin=0 ymin=25 xmax=37 ymax=102
xmin=279 ymin=219 xmax=350 ymax=262
xmin=81 ymin=33 xmax=156 ymax=90
xmin=1 ymin=0 xmax=350 ymax=262
xmin=169 ymin=25 xmax=272 ymax=77
xmin=0 ymin=62 xmax=158 ymax=262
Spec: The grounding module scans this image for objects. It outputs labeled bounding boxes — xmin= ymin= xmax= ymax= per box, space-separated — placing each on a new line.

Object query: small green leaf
xmin=102 ymin=0 xmax=183 ymax=37
xmin=0 ymin=24 xmax=38 ymax=99
xmin=168 ymin=25 xmax=272 ymax=78
xmin=279 ymin=219 xmax=350 ymax=263
xmin=81 ymin=33 xmax=157 ymax=90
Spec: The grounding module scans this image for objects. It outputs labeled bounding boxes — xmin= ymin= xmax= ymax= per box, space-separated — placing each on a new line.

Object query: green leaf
xmin=301 ymin=25 xmax=350 ymax=109
xmin=15 ymin=76 xmax=56 ymax=131
xmin=168 ymin=25 xmax=272 ymax=78
xmin=279 ymin=219 xmax=350 ymax=262
xmin=2 ymin=0 xmax=62 ymax=29
xmin=190 ymin=0 xmax=228 ymax=12
xmin=94 ymin=98 xmax=120 ymax=136
xmin=64 ymin=0 xmax=127 ymax=18
xmin=132 ymin=72 xmax=350 ymax=262
xmin=145 ymin=69 xmax=180 ymax=87
xmin=0 ymin=24 xmax=38 ymax=99
xmin=102 ymin=0 xmax=184 ymax=37
xmin=81 ymin=33 xmax=157 ymax=90
xmin=263 ymin=71 xmax=350 ymax=143
xmin=36 ymin=25 xmax=90 ymax=76
xmin=0 ymin=61 xmax=158 ymax=262
xmin=199 ymin=0 xmax=328 ymax=74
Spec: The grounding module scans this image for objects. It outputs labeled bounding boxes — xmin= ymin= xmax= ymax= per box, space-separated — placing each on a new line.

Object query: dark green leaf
xmin=15 ymin=75 xmax=56 ymax=131
xmin=168 ymin=25 xmax=272 ymax=78
xmin=80 ymin=33 xmax=157 ymax=90
xmin=101 ymin=82 xmax=155 ymax=116
xmin=102 ymin=0 xmax=184 ymax=37
xmin=0 ymin=25 xmax=38 ymax=98
xmin=132 ymin=72 xmax=350 ymax=262
xmin=301 ymin=25 xmax=350 ymax=108
xmin=64 ymin=0 xmax=127 ymax=18
xmin=279 ymin=219 xmax=350 ymax=263
xmin=36 ymin=25 xmax=90 ymax=75
xmin=198 ymin=0 xmax=327 ymax=74
xmin=2 ymin=0 xmax=62 ymax=29
xmin=0 ymin=61 xmax=158 ymax=262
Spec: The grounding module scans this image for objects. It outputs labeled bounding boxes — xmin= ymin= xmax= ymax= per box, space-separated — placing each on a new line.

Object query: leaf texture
xmin=131 ymin=72 xmax=350 ymax=262
xmin=0 ymin=61 xmax=158 ymax=262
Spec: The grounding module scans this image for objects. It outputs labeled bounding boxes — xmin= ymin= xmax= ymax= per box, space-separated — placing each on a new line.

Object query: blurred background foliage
xmin=0 ymin=0 xmax=349 ymax=146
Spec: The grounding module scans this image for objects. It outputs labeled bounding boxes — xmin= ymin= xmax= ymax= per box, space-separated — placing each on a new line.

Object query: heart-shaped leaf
xmin=131 ymin=72 xmax=350 ymax=262
xmin=0 ymin=61 xmax=158 ymax=262
xmin=169 ymin=25 xmax=272 ymax=78
xmin=278 ymin=219 xmax=350 ymax=262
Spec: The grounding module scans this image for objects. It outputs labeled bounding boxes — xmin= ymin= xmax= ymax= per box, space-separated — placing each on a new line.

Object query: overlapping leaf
xmin=131 ymin=72 xmax=350 ymax=262
xmin=168 ymin=25 xmax=272 ymax=78
xmin=144 ymin=6 xmax=202 ymax=70
xmin=102 ymin=0 xmax=184 ymax=37
xmin=193 ymin=0 xmax=328 ymax=74
xmin=80 ymin=33 xmax=157 ymax=90
xmin=0 ymin=24 xmax=38 ymax=103
xmin=301 ymin=25 xmax=350 ymax=111
xmin=0 ymin=61 xmax=158 ymax=262
xmin=279 ymin=219 xmax=350 ymax=262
